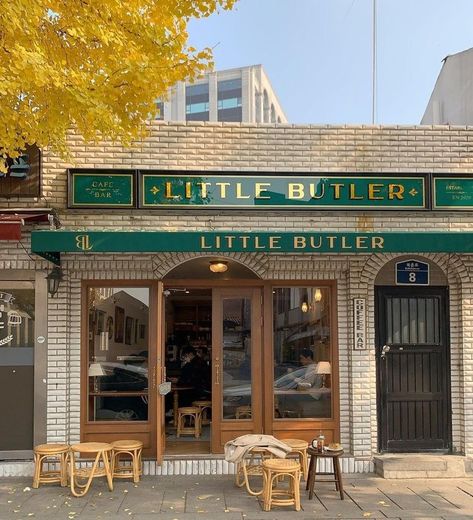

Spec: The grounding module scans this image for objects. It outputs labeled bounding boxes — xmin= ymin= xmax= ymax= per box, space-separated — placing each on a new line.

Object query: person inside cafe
xmin=174 ymin=346 xmax=210 ymax=406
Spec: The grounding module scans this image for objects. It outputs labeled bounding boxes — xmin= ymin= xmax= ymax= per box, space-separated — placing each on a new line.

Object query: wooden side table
xmin=69 ymin=442 xmax=113 ymax=497
xmin=306 ymin=446 xmax=344 ymax=500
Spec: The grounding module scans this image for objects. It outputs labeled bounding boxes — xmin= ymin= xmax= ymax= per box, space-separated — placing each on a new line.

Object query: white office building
xmin=422 ymin=47 xmax=473 ymax=124
xmin=156 ymin=64 xmax=287 ymax=123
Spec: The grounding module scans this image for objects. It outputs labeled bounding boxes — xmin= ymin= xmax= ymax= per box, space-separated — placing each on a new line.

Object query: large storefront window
xmin=87 ymin=287 xmax=150 ymax=421
xmin=273 ymin=287 xmax=332 ymax=419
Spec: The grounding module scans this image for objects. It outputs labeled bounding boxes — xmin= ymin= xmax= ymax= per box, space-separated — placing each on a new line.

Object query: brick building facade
xmin=1 ymin=122 xmax=473 ymax=476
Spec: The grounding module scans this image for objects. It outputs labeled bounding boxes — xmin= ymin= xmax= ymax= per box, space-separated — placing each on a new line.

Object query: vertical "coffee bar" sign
xmin=353 ymin=298 xmax=366 ymax=350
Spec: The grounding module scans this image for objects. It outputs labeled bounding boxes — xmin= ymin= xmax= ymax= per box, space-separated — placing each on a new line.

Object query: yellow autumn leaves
xmin=0 ymin=0 xmax=237 ymax=171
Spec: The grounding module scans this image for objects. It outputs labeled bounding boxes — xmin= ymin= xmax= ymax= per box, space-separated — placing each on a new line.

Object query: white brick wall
xmin=2 ymin=123 xmax=473 ymax=466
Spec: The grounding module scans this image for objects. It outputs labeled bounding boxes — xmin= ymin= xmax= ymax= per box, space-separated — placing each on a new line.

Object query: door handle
xmin=381 ymin=345 xmax=390 ymax=360
xmin=215 ymin=357 xmax=220 ymax=385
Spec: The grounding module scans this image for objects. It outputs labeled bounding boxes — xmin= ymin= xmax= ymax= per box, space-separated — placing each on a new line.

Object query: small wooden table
xmin=69 ymin=442 xmax=113 ymax=497
xmin=170 ymin=384 xmax=194 ymax=426
xmin=306 ymin=446 xmax=344 ymax=500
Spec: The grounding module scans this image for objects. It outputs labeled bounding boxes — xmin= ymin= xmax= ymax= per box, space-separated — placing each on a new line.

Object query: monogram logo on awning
xmin=75 ymin=234 xmax=93 ymax=251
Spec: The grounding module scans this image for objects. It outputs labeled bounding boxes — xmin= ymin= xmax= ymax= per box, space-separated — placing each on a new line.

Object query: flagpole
xmin=372 ymin=0 xmax=377 ymax=124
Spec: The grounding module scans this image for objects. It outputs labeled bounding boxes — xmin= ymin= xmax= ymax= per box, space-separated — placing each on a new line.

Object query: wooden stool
xmin=69 ymin=442 xmax=113 ymax=497
xmin=177 ymin=406 xmax=202 ymax=438
xmin=306 ymin=447 xmax=344 ymax=500
xmin=235 ymin=405 xmax=252 ymax=419
xmin=235 ymin=446 xmax=274 ymax=496
xmin=261 ymin=458 xmax=301 ymax=512
xmin=32 ymin=443 xmax=69 ymax=488
xmin=192 ymin=400 xmax=212 ymax=426
xmin=111 ymin=440 xmax=143 ymax=483
xmin=283 ymin=438 xmax=309 ymax=481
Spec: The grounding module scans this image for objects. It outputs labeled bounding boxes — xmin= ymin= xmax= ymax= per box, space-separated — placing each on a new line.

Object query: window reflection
xmin=222 ymin=297 xmax=252 ymax=420
xmin=273 ymin=287 xmax=332 ymax=419
xmin=87 ymin=287 xmax=149 ymax=421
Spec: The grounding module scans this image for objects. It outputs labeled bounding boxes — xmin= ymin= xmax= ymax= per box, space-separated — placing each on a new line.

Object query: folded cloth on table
xmin=224 ymin=434 xmax=292 ymax=464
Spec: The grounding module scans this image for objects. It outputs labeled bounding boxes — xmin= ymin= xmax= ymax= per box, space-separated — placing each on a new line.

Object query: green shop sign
xmin=140 ymin=173 xmax=426 ymax=209
xmin=68 ymin=170 xmax=135 ymax=208
xmin=434 ymin=177 xmax=473 ymax=209
xmin=31 ymin=230 xmax=473 ymax=265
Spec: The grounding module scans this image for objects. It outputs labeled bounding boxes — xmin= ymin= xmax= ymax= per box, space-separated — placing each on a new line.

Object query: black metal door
xmin=376 ymin=287 xmax=451 ymax=452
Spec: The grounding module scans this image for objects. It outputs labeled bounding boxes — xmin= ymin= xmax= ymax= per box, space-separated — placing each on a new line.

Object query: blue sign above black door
xmin=396 ymin=259 xmax=429 ymax=286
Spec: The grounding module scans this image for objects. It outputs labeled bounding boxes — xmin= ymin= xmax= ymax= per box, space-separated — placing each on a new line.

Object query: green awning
xmin=30 ymin=230 xmax=473 ymax=265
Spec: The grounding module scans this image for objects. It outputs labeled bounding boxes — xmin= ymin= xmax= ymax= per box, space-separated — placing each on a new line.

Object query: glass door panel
xmin=222 ymin=297 xmax=252 ymax=420
xmin=87 ymin=287 xmax=150 ymax=422
xmin=211 ymin=288 xmax=262 ymax=452
xmin=0 ymin=285 xmax=35 ymax=451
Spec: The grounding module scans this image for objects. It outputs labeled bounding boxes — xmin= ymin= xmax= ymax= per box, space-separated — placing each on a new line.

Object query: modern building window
xmin=218 ymin=78 xmax=243 ymax=122
xmin=155 ymin=101 xmax=165 ymax=120
xmin=273 ymin=287 xmax=332 ymax=419
xmin=186 ymin=83 xmax=209 ymax=121
xmin=87 ymin=286 xmax=150 ymax=422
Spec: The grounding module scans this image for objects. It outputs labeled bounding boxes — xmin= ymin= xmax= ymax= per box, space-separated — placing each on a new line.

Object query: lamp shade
xmin=315 ymin=361 xmax=331 ymax=375
xmin=88 ymin=362 xmax=105 ymax=377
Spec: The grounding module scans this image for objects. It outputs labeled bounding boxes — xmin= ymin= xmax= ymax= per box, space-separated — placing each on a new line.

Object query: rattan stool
xmin=69 ymin=442 xmax=113 ymax=497
xmin=32 ymin=443 xmax=69 ymax=488
xmin=261 ymin=458 xmax=301 ymax=512
xmin=192 ymin=400 xmax=212 ymax=425
xmin=177 ymin=406 xmax=202 ymax=438
xmin=283 ymin=438 xmax=309 ymax=481
xmin=235 ymin=405 xmax=252 ymax=419
xmin=111 ymin=440 xmax=143 ymax=483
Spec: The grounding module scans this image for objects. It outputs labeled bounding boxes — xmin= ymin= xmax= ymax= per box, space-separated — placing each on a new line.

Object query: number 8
xmin=409 ymin=272 xmax=416 ymax=282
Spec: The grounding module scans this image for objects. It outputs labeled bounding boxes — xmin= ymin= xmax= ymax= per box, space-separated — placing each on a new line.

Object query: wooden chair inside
xmin=192 ymin=400 xmax=212 ymax=426
xmin=177 ymin=406 xmax=202 ymax=438
xmin=235 ymin=405 xmax=252 ymax=419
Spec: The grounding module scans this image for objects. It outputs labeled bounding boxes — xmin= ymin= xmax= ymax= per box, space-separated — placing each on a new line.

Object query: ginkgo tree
xmin=0 ymin=0 xmax=237 ymax=171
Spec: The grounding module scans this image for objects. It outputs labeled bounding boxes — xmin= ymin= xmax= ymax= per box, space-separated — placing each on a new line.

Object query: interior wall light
xmin=209 ymin=261 xmax=228 ymax=273
xmin=314 ymin=288 xmax=322 ymax=302
xmin=46 ymin=266 xmax=63 ymax=297
xmin=301 ymin=301 xmax=309 ymax=313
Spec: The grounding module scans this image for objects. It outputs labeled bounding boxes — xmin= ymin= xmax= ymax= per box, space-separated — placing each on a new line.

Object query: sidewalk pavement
xmin=1 ymin=474 xmax=473 ymax=520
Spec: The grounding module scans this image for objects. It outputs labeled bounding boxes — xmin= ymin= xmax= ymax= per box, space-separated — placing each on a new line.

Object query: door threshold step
xmin=374 ymin=454 xmax=471 ymax=478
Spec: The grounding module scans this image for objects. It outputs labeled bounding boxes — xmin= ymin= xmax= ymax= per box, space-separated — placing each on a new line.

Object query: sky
xmin=187 ymin=0 xmax=473 ymax=125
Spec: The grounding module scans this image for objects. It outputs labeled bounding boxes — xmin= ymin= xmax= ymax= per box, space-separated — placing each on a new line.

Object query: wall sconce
xmin=314 ymin=288 xmax=322 ymax=302
xmin=301 ymin=301 xmax=309 ymax=313
xmin=209 ymin=261 xmax=228 ymax=273
xmin=46 ymin=266 xmax=63 ymax=297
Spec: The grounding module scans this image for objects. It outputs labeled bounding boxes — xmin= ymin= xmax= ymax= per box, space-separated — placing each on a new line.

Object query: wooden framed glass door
xmin=211 ymin=288 xmax=263 ymax=452
xmin=81 ymin=281 xmax=158 ymax=457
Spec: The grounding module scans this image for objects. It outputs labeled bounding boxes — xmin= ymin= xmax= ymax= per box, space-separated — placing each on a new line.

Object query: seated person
xmin=175 ymin=346 xmax=211 ymax=406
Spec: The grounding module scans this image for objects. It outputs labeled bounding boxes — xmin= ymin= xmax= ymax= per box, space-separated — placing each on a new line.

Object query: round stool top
xmin=263 ymin=458 xmax=301 ymax=471
xmin=34 ymin=443 xmax=69 ymax=454
xmin=307 ymin=446 xmax=344 ymax=457
xmin=284 ymin=438 xmax=309 ymax=450
xmin=192 ymin=400 xmax=212 ymax=407
xmin=71 ymin=442 xmax=112 ymax=453
xmin=178 ymin=406 xmax=201 ymax=413
xmin=111 ymin=439 xmax=143 ymax=450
